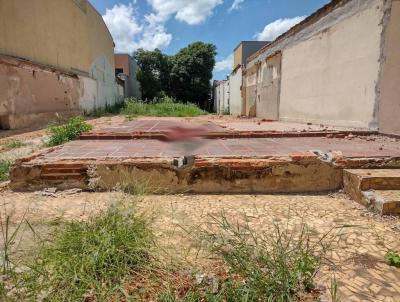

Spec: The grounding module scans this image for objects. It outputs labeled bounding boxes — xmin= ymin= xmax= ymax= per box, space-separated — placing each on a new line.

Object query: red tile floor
xmin=37 ymin=136 xmax=400 ymax=162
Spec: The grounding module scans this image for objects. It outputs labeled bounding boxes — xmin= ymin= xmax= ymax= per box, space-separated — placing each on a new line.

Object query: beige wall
xmin=256 ymin=53 xmax=281 ymax=120
xmin=378 ymin=0 xmax=400 ymax=136
xmin=279 ymin=1 xmax=384 ymax=129
xmin=233 ymin=45 xmax=242 ymax=69
xmin=0 ymin=0 xmax=114 ymax=74
xmin=244 ymin=65 xmax=257 ymax=117
xmin=0 ymin=0 xmax=121 ymax=129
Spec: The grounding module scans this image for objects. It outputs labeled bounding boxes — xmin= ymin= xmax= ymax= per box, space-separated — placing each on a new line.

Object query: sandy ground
xmin=1 ymin=115 xmax=400 ymax=301
xmin=0 ymin=190 xmax=399 ymax=301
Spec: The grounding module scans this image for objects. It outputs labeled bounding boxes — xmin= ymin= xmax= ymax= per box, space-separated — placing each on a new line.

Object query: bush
xmin=18 ymin=208 xmax=153 ymax=301
xmin=46 ymin=116 xmax=93 ymax=147
xmin=0 ymin=160 xmax=10 ymax=181
xmin=121 ymin=97 xmax=207 ymax=118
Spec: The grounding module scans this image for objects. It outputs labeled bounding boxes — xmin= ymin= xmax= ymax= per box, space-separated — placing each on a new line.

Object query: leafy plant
xmin=46 ymin=116 xmax=93 ymax=147
xmin=385 ymin=251 xmax=400 ymax=267
xmin=122 ymin=97 xmax=207 ymax=118
xmin=0 ymin=160 xmax=11 ymax=181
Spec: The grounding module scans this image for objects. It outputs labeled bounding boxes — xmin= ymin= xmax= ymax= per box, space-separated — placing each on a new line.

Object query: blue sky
xmin=89 ymin=0 xmax=329 ymax=79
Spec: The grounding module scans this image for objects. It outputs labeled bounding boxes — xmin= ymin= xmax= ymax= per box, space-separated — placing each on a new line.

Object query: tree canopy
xmin=133 ymin=42 xmax=217 ymax=110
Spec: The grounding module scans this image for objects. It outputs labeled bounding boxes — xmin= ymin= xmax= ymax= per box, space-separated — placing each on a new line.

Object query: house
xmin=229 ymin=41 xmax=270 ymax=116
xmin=0 ymin=0 xmax=122 ymax=129
xmin=242 ymin=0 xmax=400 ymax=135
xmin=114 ymin=54 xmax=141 ymax=99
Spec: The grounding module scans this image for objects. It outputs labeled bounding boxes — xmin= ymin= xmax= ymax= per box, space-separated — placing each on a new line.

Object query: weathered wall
xmin=0 ymin=56 xmax=81 ymax=129
xmin=377 ymin=0 xmax=400 ymax=136
xmin=245 ymin=65 xmax=257 ymax=117
xmin=127 ymin=56 xmax=141 ymax=99
xmin=0 ymin=0 xmax=114 ymax=74
xmin=279 ymin=0 xmax=384 ymax=128
xmin=0 ymin=0 xmax=121 ymax=128
xmin=256 ymin=53 xmax=281 ymax=120
xmin=229 ymin=67 xmax=243 ymax=116
xmin=233 ymin=45 xmax=242 ymax=69
xmin=213 ymin=80 xmax=229 ymax=114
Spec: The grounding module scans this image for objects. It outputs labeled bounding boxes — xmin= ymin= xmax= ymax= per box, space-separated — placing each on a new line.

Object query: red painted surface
xmin=35 ymin=136 xmax=400 ymax=162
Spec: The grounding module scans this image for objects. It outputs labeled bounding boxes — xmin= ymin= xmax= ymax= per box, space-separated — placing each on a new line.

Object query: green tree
xmin=169 ymin=42 xmax=217 ymax=109
xmin=134 ymin=48 xmax=170 ymax=100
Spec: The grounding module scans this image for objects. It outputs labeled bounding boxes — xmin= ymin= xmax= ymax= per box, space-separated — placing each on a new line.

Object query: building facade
xmin=0 ymin=0 xmax=122 ymax=129
xmin=114 ymin=54 xmax=141 ymax=99
xmin=242 ymin=0 xmax=400 ymax=135
xmin=213 ymin=80 xmax=230 ymax=114
xmin=229 ymin=41 xmax=270 ymax=116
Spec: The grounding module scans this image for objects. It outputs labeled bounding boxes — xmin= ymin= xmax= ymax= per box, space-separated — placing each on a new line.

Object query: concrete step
xmin=361 ymin=190 xmax=400 ymax=215
xmin=343 ymin=169 xmax=400 ymax=215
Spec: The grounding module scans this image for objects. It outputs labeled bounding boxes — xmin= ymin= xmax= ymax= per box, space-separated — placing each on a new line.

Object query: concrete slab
xmin=80 ymin=118 xmax=376 ymax=139
xmin=344 ymin=169 xmax=400 ymax=215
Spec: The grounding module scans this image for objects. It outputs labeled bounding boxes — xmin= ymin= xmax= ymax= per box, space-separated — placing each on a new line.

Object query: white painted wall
xmin=229 ymin=67 xmax=242 ymax=116
xmin=213 ymin=80 xmax=230 ymax=114
xmin=80 ymin=54 xmax=122 ymax=113
xmin=279 ymin=1 xmax=384 ymax=129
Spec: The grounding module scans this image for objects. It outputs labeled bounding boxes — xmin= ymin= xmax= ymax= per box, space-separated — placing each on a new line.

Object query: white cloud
xmin=255 ymin=16 xmax=306 ymax=41
xmin=229 ymin=0 xmax=244 ymax=11
xmin=147 ymin=0 xmax=223 ymax=25
xmin=103 ymin=2 xmax=172 ymax=53
xmin=103 ymin=1 xmax=222 ymax=53
xmin=214 ymin=54 xmax=233 ymax=73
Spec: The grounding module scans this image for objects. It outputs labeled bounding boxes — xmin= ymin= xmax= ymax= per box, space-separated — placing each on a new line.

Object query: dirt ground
xmin=1 ymin=115 xmax=400 ymax=301
xmin=0 ymin=190 xmax=399 ymax=301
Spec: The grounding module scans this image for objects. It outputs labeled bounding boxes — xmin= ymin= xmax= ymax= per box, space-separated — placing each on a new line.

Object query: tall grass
xmin=46 ymin=116 xmax=93 ymax=147
xmin=1 ymin=206 xmax=153 ymax=301
xmin=3 ymin=140 xmax=25 ymax=150
xmin=160 ymin=213 xmax=338 ymax=301
xmin=122 ymin=97 xmax=207 ymax=118
xmin=0 ymin=160 xmax=11 ymax=181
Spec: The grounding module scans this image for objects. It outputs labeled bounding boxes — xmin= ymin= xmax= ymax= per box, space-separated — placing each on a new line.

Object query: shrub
xmin=46 ymin=116 xmax=93 ymax=147
xmin=0 ymin=160 xmax=10 ymax=181
xmin=19 ymin=208 xmax=153 ymax=301
xmin=121 ymin=97 xmax=207 ymax=118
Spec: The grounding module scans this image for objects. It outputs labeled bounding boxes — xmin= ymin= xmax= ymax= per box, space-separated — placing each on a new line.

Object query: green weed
xmin=88 ymin=101 xmax=125 ymax=117
xmin=385 ymin=251 xmax=400 ymax=267
xmin=15 ymin=207 xmax=153 ymax=301
xmin=0 ymin=160 xmax=11 ymax=181
xmin=3 ymin=140 xmax=25 ymax=150
xmin=46 ymin=116 xmax=93 ymax=147
xmin=160 ymin=214 xmax=337 ymax=302
xmin=122 ymin=97 xmax=207 ymax=118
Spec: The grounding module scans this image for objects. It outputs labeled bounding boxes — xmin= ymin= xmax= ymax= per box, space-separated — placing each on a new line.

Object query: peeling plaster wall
xmin=213 ymin=80 xmax=229 ymax=114
xmin=0 ymin=0 xmax=114 ymax=75
xmin=377 ymin=0 xmax=400 ymax=136
xmin=245 ymin=0 xmax=386 ymax=128
xmin=0 ymin=0 xmax=121 ymax=128
xmin=0 ymin=57 xmax=82 ymax=129
xmin=229 ymin=67 xmax=243 ymax=116
xmin=279 ymin=0 xmax=384 ymax=128
xmin=256 ymin=53 xmax=281 ymax=120
xmin=245 ymin=65 xmax=257 ymax=117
